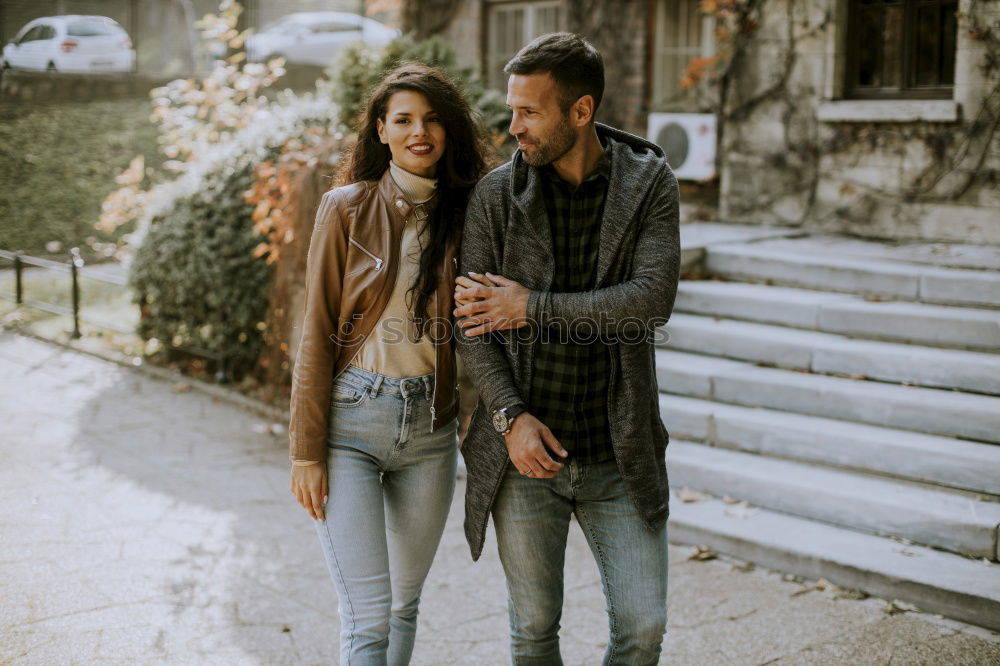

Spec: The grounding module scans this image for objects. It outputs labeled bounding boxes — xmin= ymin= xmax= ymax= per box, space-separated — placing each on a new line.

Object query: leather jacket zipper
xmin=349 ymin=237 xmax=384 ymax=271
xmin=330 ymin=238 xmax=396 ymax=385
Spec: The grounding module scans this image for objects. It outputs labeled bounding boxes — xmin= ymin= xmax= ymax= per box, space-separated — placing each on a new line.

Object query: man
xmin=453 ymin=32 xmax=680 ymax=665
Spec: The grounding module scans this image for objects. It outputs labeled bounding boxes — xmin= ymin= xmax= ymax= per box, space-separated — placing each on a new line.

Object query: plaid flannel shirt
xmin=528 ymin=140 xmax=614 ymax=464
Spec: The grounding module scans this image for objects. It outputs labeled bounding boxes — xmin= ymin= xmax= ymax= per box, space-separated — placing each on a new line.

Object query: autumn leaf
xmin=688 ymin=545 xmax=718 ymax=561
xmin=677 ymin=487 xmax=711 ymax=503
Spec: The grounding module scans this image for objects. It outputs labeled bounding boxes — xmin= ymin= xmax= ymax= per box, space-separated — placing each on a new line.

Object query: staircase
xmin=661 ymin=229 xmax=1000 ymax=631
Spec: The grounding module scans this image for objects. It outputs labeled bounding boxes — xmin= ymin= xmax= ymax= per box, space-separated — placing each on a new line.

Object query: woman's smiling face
xmin=376 ymin=90 xmax=446 ymax=178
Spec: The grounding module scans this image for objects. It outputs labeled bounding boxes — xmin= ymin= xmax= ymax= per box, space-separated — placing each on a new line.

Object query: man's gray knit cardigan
xmin=456 ymin=122 xmax=681 ymax=561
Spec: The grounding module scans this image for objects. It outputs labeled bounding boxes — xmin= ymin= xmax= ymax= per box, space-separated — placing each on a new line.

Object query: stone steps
xmin=674 ymin=280 xmax=1000 ymax=351
xmin=655 ymin=349 xmax=1000 ymax=444
xmin=667 ymin=496 xmax=1000 ymax=632
xmin=666 ymin=441 xmax=1000 ymax=559
xmin=658 ymin=393 xmax=1000 ymax=496
xmin=661 ymin=313 xmax=1000 ymax=395
xmin=660 ymin=233 xmax=1000 ymax=631
xmin=704 ymin=243 xmax=1000 ymax=308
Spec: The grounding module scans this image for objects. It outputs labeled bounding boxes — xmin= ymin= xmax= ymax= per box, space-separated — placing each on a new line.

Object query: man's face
xmin=506 ymin=72 xmax=577 ymax=167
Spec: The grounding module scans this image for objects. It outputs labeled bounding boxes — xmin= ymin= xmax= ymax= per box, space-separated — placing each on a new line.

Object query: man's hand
xmin=453 ymin=272 xmax=530 ymax=336
xmin=291 ymin=463 xmax=328 ymax=521
xmin=504 ymin=412 xmax=568 ymax=478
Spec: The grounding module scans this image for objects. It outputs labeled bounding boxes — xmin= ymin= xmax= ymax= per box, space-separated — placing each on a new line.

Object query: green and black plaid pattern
xmin=528 ymin=141 xmax=615 ymax=464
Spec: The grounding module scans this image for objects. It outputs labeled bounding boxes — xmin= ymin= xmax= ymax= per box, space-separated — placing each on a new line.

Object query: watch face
xmin=492 ymin=410 xmax=509 ymax=433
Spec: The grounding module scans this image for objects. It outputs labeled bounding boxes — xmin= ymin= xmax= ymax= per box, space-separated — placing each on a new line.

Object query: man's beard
xmin=519 ymin=113 xmax=576 ymax=166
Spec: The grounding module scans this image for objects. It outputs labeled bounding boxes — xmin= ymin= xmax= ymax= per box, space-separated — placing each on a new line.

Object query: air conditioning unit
xmin=646 ymin=113 xmax=717 ymax=181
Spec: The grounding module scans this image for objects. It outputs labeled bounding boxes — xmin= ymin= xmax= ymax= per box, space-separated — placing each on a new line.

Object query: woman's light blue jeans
xmin=313 ymin=364 xmax=458 ymax=665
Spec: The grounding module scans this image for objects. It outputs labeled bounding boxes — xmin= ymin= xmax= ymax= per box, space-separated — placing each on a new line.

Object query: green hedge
xmin=128 ymin=160 xmax=272 ymax=379
xmin=0 ymin=99 xmax=164 ymax=257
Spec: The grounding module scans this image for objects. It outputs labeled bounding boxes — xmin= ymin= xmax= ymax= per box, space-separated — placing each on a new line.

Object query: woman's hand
xmin=291 ymin=463 xmax=328 ymax=521
xmin=454 ymin=272 xmax=530 ymax=336
xmin=454 ymin=272 xmax=494 ymax=307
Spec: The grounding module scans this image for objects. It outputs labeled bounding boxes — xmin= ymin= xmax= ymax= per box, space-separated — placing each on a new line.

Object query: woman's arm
xmin=288 ymin=190 xmax=350 ymax=463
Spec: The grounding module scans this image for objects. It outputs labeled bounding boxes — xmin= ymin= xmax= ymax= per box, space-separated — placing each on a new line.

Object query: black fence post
xmin=70 ymin=247 xmax=82 ymax=339
xmin=14 ymin=251 xmax=23 ymax=304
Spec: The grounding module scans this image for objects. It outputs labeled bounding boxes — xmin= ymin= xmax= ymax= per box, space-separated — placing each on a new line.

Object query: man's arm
xmin=455 ymin=167 xmax=680 ymax=339
xmin=529 ymin=167 xmax=680 ymax=337
xmin=455 ymin=184 xmax=526 ymax=416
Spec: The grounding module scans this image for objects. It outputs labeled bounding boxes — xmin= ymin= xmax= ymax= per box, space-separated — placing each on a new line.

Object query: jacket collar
xmin=377 ymin=167 xmax=437 ymax=226
xmin=508 ymin=122 xmax=667 ymax=287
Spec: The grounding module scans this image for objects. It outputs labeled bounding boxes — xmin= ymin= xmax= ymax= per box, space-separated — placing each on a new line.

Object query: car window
xmin=20 ymin=26 xmax=52 ymax=43
xmin=14 ymin=27 xmax=35 ymax=44
xmin=13 ymin=25 xmax=34 ymax=44
xmin=310 ymin=22 xmax=360 ymax=34
xmin=68 ymin=20 xmax=123 ymax=37
xmin=40 ymin=25 xmax=57 ymax=40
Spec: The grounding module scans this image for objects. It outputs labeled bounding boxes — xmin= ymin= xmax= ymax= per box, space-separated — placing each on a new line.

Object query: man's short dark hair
xmin=504 ymin=32 xmax=604 ymax=116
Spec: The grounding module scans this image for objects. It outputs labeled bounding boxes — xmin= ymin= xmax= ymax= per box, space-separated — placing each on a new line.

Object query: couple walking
xmin=288 ymin=32 xmax=681 ymax=665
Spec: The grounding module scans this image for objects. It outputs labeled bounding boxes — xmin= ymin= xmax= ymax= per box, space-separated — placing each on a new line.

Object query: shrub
xmin=104 ymin=0 xmax=343 ymax=381
xmin=129 ymin=159 xmax=271 ymax=378
xmin=331 ymin=34 xmax=510 ymax=142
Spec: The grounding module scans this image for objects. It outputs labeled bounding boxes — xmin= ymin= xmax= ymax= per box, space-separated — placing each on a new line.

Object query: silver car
xmin=2 ymin=15 xmax=135 ymax=73
xmin=246 ymin=11 xmax=398 ymax=66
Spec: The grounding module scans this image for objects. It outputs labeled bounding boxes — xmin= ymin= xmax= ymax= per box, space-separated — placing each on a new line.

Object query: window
xmin=68 ymin=20 xmax=124 ymax=37
xmin=17 ymin=25 xmax=55 ymax=44
xmin=311 ymin=22 xmax=361 ymax=34
xmin=651 ymin=0 xmax=715 ymax=111
xmin=487 ymin=1 xmax=563 ymax=91
xmin=846 ymin=0 xmax=957 ymax=99
xmin=16 ymin=26 xmax=43 ymax=45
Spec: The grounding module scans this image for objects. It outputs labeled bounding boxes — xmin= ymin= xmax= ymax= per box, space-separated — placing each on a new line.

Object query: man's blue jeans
xmin=492 ymin=456 xmax=669 ymax=665
xmin=312 ymin=365 xmax=458 ymax=665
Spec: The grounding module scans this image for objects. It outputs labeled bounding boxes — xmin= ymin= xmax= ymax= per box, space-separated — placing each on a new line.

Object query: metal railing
xmin=0 ymin=247 xmax=231 ymax=381
xmin=0 ymin=247 xmax=126 ymax=338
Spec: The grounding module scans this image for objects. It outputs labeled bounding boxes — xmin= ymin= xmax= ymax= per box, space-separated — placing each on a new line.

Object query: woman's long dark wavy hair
xmin=339 ymin=63 xmax=490 ymax=337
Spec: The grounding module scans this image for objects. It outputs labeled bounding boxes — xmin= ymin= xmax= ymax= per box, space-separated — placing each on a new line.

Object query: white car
xmin=246 ymin=12 xmax=398 ymax=67
xmin=2 ymin=15 xmax=135 ymax=73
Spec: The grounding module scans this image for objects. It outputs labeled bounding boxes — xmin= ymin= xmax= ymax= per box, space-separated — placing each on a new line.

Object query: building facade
xmin=431 ymin=0 xmax=999 ymax=243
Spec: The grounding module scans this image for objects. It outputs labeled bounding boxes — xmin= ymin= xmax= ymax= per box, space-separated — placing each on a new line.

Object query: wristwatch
xmin=492 ymin=405 xmax=525 ymax=435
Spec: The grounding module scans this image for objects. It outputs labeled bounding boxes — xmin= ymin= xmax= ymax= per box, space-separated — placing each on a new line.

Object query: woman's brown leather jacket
xmin=288 ymin=168 xmax=460 ymax=462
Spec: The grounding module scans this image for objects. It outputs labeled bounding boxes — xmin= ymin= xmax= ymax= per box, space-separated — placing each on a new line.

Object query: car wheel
xmin=46 ymin=61 xmax=57 ymax=72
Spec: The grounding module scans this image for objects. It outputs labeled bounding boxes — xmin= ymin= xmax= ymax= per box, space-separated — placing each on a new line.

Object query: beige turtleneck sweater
xmin=350 ymin=161 xmax=438 ymax=379
xmin=292 ymin=162 xmax=438 ymax=467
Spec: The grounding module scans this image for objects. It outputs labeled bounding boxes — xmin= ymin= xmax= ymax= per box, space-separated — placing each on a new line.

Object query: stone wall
xmin=719 ymin=0 xmax=1000 ymax=243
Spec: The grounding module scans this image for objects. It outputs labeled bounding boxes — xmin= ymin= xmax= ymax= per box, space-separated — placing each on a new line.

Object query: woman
xmin=287 ymin=63 xmax=488 ymax=663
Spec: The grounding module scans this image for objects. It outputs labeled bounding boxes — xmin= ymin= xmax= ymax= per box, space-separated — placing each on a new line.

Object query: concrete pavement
xmin=1 ymin=330 xmax=998 ymax=665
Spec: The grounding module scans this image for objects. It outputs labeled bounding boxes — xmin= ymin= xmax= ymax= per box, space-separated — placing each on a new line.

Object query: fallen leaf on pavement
xmin=833 ymin=587 xmax=869 ymax=601
xmin=172 ymin=382 xmax=192 ymax=393
xmin=883 ymin=600 xmax=918 ymax=615
xmin=677 ymin=487 xmax=711 ymax=503
xmin=724 ymin=500 xmax=758 ymax=518
xmin=688 ymin=545 xmax=718 ymax=561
